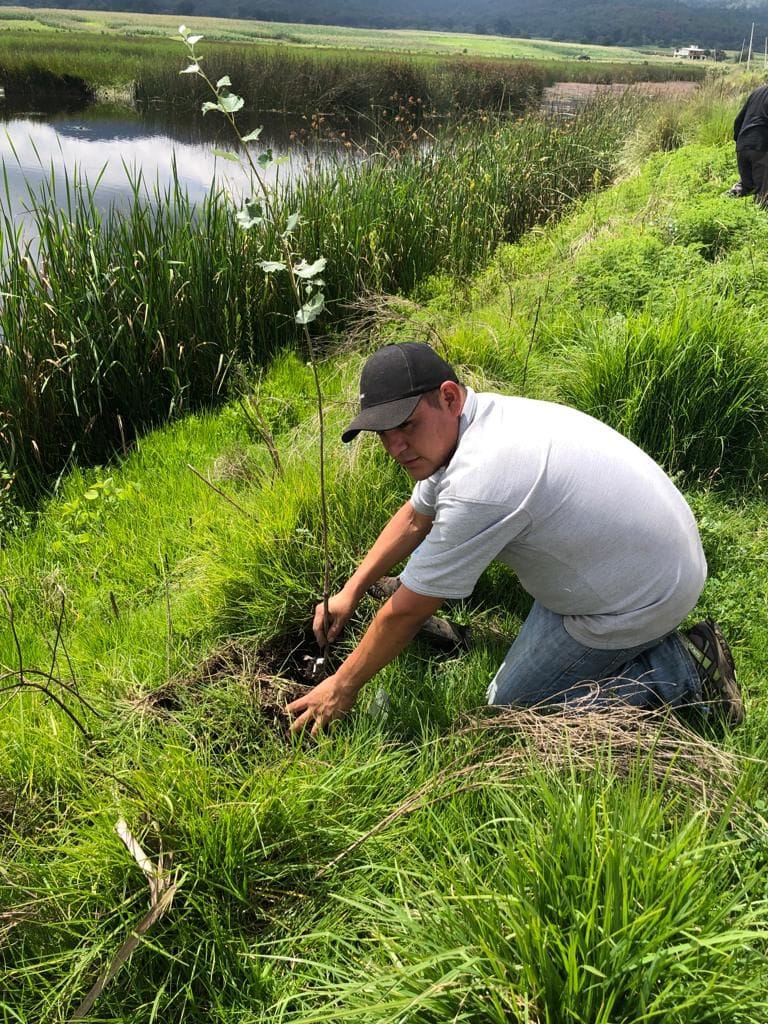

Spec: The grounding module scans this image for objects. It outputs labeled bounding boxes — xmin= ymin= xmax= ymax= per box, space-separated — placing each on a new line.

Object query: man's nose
xmin=380 ymin=429 xmax=406 ymax=457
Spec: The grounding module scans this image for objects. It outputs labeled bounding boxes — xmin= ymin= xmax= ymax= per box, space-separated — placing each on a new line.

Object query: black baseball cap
xmin=342 ymin=343 xmax=459 ymax=443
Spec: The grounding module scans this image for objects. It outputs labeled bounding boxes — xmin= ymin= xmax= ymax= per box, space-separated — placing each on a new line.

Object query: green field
xmin=0 ymin=4 xmax=704 ymax=62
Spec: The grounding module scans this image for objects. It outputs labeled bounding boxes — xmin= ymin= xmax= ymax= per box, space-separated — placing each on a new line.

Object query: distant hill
xmin=5 ymin=0 xmax=768 ymax=49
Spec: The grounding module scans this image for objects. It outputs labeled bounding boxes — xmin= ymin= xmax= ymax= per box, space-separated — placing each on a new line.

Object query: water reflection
xmin=0 ymin=102 xmax=350 ymax=244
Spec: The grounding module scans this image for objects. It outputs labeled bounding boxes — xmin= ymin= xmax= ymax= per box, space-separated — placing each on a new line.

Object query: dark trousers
xmin=737 ymin=148 xmax=768 ymax=203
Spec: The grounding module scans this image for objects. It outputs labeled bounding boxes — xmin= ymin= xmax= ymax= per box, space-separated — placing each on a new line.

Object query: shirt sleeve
xmin=410 ymin=476 xmax=439 ymax=516
xmin=400 ymin=496 xmax=532 ymax=599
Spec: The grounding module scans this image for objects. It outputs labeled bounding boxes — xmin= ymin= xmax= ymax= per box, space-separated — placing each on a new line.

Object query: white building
xmin=673 ymin=45 xmax=707 ymax=59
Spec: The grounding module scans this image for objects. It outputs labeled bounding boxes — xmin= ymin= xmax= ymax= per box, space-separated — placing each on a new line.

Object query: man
xmin=286 ymin=343 xmax=743 ymax=736
xmin=732 ymin=83 xmax=768 ymax=203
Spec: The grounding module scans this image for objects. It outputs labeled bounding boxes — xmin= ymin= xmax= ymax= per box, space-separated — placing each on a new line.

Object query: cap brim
xmin=341 ymin=394 xmax=422 ymax=443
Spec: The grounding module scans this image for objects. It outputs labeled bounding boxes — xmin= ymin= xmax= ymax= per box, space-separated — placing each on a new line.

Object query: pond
xmin=0 ymin=98 xmax=360 ymax=244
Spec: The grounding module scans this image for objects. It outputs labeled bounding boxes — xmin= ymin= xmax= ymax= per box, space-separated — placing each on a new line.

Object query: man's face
xmin=376 ymin=384 xmax=463 ymax=480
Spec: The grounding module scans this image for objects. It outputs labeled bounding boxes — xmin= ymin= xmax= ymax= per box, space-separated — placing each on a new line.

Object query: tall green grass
xmin=552 ymin=298 xmax=768 ymax=487
xmin=0 ymin=25 xmax=709 ymax=111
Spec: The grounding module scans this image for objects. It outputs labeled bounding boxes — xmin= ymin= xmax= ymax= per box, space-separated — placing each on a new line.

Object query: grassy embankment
xmin=3 ymin=75 xmax=768 ymax=1020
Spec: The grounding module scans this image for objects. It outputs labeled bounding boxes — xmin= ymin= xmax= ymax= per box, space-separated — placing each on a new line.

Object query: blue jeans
xmin=486 ymin=602 xmax=702 ymax=711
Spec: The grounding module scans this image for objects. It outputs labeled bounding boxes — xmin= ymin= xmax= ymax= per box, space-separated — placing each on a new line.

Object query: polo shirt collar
xmin=458 ymin=387 xmax=477 ymax=443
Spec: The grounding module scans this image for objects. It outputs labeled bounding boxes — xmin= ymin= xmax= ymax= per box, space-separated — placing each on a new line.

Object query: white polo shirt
xmin=401 ymin=389 xmax=706 ymax=649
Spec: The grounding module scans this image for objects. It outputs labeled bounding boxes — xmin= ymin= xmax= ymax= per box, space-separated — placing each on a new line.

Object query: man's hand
xmin=285 ymin=675 xmax=360 ymax=736
xmin=313 ymin=590 xmax=358 ymax=647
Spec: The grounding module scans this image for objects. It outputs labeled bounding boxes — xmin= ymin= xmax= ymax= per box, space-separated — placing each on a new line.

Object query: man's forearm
xmin=333 ymin=586 xmax=444 ymax=696
xmin=342 ymin=500 xmax=433 ymax=602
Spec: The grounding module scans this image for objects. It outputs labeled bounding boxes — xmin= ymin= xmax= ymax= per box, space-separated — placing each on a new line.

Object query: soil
xmin=131 ymin=578 xmax=473 ymax=733
xmin=131 ymin=634 xmax=321 ymax=729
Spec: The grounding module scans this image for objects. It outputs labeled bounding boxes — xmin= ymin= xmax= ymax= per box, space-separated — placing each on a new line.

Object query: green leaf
xmin=180 ymin=63 xmax=200 ymax=75
xmin=257 ymin=149 xmax=274 ymax=168
xmin=84 ymin=489 xmax=100 ymax=500
xmin=201 ymin=101 xmax=219 ymax=115
xmin=178 ymin=24 xmax=188 ymax=37
xmin=186 ymin=34 xmax=203 ymax=45
xmin=258 ymin=260 xmax=287 ymax=273
xmin=216 ymin=75 xmax=232 ymax=89
xmin=295 ymin=291 xmax=325 ymax=325
xmin=236 ymin=200 xmax=263 ymax=230
xmin=211 ymin=148 xmax=240 ymax=162
xmin=242 ymin=128 xmax=263 ymax=143
xmin=283 ymin=212 xmax=300 ymax=235
xmin=218 ymin=93 xmax=244 ymax=114
xmin=294 ymin=257 xmax=327 ymax=279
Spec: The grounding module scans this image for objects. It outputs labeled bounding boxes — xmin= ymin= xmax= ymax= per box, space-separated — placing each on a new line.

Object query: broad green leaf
xmin=242 ymin=128 xmax=263 ymax=143
xmin=236 ymin=200 xmax=263 ymax=229
xmin=178 ymin=24 xmax=188 ymax=36
xmin=180 ymin=63 xmax=200 ymax=75
xmin=84 ymin=489 xmax=99 ymax=500
xmin=257 ymin=149 xmax=274 ymax=168
xmin=258 ymin=260 xmax=287 ymax=273
xmin=201 ymin=101 xmax=219 ymax=115
xmin=283 ymin=212 xmax=300 ymax=235
xmin=295 ymin=291 xmax=325 ymax=325
xmin=216 ymin=75 xmax=232 ymax=89
xmin=186 ymin=34 xmax=203 ymax=45
xmin=211 ymin=148 xmax=240 ymax=162
xmin=295 ymin=258 xmax=327 ymax=279
xmin=218 ymin=93 xmax=244 ymax=114
xmin=274 ymin=155 xmax=290 ymax=166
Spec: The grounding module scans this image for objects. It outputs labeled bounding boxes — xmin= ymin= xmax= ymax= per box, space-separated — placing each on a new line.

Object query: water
xmin=0 ymin=100 xmax=350 ymax=243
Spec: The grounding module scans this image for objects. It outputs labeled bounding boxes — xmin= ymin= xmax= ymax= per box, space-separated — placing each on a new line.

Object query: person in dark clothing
xmin=732 ymin=83 xmax=768 ymax=203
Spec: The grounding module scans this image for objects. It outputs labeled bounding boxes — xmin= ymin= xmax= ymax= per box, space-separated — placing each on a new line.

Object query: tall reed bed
xmin=0 ymin=29 xmax=705 ymax=115
xmin=0 ymin=98 xmax=643 ymax=509
xmin=138 ymin=46 xmax=549 ymax=115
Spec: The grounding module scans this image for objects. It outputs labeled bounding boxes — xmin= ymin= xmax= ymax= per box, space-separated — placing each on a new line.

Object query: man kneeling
xmin=286 ymin=343 xmax=743 ymax=735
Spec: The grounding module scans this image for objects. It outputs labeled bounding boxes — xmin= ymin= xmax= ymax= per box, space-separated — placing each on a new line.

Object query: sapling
xmin=178 ymin=25 xmax=331 ymax=659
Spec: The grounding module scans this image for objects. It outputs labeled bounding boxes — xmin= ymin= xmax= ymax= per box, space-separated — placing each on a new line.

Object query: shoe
xmin=723 ymin=182 xmax=744 ymax=197
xmin=681 ymin=619 xmax=744 ymax=727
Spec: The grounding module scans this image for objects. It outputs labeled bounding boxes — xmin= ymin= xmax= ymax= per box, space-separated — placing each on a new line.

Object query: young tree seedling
xmin=179 ymin=26 xmax=331 ymax=660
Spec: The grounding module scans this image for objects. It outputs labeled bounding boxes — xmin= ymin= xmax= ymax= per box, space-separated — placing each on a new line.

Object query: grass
xmin=3 ymin=76 xmax=768 ymax=1024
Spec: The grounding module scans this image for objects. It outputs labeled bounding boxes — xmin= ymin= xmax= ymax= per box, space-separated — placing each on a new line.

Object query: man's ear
xmin=440 ymin=381 xmax=464 ymax=416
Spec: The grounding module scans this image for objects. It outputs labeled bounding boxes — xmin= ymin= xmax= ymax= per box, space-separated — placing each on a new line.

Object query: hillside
xmin=5 ymin=0 xmax=768 ymax=48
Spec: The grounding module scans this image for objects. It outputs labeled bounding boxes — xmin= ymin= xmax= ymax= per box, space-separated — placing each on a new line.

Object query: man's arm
xmin=734 ymin=99 xmax=748 ymax=141
xmin=312 ymin=499 xmax=434 ymax=645
xmin=288 ymin=583 xmax=444 ymax=735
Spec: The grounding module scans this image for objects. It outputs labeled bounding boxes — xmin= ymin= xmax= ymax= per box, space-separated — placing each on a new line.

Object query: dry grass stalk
xmin=340 ymin=290 xmax=449 ymax=355
xmin=70 ymin=819 xmax=180 ymax=1020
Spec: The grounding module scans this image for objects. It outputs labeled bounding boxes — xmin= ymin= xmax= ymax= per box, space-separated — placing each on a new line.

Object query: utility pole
xmin=747 ymin=21 xmax=755 ymax=69
xmin=739 ymin=38 xmax=745 ymax=63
